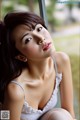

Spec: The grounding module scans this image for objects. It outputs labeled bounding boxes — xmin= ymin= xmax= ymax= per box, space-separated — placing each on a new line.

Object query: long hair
xmin=0 ymin=11 xmax=47 ymax=103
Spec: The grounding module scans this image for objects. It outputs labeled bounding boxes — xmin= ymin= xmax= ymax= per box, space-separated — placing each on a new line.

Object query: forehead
xmin=12 ymin=24 xmax=31 ymax=41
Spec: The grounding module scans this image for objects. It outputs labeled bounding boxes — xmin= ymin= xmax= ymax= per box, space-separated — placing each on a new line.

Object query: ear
xmin=15 ymin=54 xmax=27 ymax=62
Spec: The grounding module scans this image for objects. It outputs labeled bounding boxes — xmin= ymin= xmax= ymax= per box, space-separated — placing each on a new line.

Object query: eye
xmin=25 ymin=37 xmax=32 ymax=44
xmin=37 ymin=26 xmax=42 ymax=32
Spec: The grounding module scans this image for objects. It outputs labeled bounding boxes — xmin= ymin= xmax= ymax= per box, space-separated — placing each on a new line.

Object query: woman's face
xmin=12 ymin=24 xmax=55 ymax=61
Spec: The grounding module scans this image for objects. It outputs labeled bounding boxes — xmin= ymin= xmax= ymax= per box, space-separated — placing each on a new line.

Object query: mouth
xmin=42 ymin=42 xmax=52 ymax=51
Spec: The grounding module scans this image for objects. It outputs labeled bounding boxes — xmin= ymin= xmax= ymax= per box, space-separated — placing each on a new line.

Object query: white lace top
xmin=11 ymin=60 xmax=62 ymax=120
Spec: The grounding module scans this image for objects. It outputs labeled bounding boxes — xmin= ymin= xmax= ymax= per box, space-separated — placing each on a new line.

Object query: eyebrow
xmin=20 ymin=24 xmax=39 ymax=41
xmin=35 ymin=24 xmax=40 ymax=29
xmin=20 ymin=33 xmax=29 ymax=41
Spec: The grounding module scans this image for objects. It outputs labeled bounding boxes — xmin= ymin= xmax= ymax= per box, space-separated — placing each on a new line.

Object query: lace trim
xmin=22 ymin=73 xmax=62 ymax=114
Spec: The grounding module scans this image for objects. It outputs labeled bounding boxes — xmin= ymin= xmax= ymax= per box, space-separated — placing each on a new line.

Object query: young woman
xmin=0 ymin=11 xmax=76 ymax=120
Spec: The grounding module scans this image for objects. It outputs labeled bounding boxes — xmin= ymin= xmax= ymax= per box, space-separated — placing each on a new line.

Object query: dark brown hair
xmin=0 ymin=11 xmax=47 ymax=103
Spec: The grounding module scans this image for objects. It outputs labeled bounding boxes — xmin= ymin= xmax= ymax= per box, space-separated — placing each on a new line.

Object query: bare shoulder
xmin=54 ymin=52 xmax=70 ymax=72
xmin=4 ymin=82 xmax=25 ymax=102
xmin=4 ymin=82 xmax=25 ymax=120
xmin=55 ymin=51 xmax=70 ymax=63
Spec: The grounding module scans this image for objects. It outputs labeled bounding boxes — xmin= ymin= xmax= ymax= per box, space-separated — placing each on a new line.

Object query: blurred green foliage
xmin=70 ymin=55 xmax=79 ymax=89
xmin=1 ymin=0 xmax=79 ymax=26
xmin=1 ymin=0 xmax=57 ymax=25
xmin=70 ymin=55 xmax=80 ymax=120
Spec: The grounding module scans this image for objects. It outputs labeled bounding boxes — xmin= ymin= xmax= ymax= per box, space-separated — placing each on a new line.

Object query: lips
xmin=42 ymin=42 xmax=51 ymax=51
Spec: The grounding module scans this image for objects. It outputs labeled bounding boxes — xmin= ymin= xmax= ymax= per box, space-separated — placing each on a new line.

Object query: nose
xmin=38 ymin=38 xmax=45 ymax=45
xmin=32 ymin=31 xmax=45 ymax=45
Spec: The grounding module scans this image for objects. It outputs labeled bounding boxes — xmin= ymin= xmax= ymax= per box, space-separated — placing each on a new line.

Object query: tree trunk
xmin=0 ymin=0 xmax=2 ymax=20
xmin=28 ymin=0 xmax=34 ymax=12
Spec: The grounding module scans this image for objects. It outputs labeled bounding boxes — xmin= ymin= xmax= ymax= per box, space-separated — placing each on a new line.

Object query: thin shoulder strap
xmin=53 ymin=58 xmax=58 ymax=75
xmin=11 ymin=80 xmax=24 ymax=92
xmin=53 ymin=58 xmax=62 ymax=87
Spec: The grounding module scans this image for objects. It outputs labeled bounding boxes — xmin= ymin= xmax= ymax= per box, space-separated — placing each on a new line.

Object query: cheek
xmin=43 ymin=31 xmax=52 ymax=40
xmin=21 ymin=45 xmax=38 ymax=57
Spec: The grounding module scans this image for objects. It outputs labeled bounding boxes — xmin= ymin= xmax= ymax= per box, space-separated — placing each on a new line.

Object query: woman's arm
xmin=58 ymin=52 xmax=75 ymax=118
xmin=3 ymin=82 xmax=25 ymax=120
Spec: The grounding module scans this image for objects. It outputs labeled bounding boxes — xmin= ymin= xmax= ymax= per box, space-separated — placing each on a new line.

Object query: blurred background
xmin=0 ymin=0 xmax=80 ymax=119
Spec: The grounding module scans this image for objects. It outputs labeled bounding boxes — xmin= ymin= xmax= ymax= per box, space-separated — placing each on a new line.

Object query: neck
xmin=27 ymin=57 xmax=52 ymax=80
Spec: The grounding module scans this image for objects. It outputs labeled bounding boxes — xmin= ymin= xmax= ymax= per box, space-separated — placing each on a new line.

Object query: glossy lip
xmin=42 ymin=42 xmax=52 ymax=51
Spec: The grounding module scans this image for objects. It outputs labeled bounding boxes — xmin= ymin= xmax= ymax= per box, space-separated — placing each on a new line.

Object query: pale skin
xmin=3 ymin=24 xmax=75 ymax=120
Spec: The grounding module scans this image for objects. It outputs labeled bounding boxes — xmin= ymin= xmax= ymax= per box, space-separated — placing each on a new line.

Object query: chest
xmin=23 ymin=71 xmax=56 ymax=110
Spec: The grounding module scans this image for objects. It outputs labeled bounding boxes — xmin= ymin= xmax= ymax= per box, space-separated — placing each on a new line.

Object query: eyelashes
xmin=37 ymin=26 xmax=42 ymax=32
xmin=24 ymin=37 xmax=32 ymax=44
